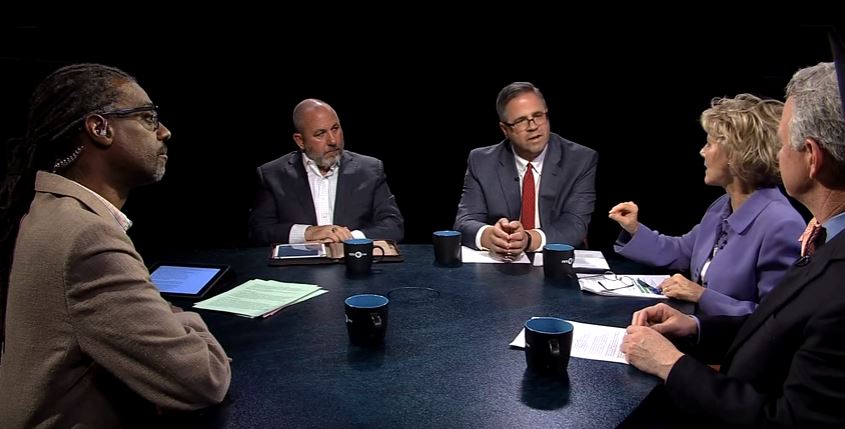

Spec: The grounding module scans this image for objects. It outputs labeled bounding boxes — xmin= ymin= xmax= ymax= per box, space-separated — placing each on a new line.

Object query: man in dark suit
xmin=248 ymin=99 xmax=403 ymax=245
xmin=454 ymin=82 xmax=597 ymax=258
xmin=620 ymin=61 xmax=845 ymax=427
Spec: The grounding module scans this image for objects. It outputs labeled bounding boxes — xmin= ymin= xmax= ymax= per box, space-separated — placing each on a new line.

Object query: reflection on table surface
xmin=153 ymin=245 xmax=685 ymax=429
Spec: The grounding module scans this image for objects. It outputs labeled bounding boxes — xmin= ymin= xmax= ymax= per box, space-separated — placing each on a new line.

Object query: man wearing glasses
xmin=454 ymin=82 xmax=597 ymax=258
xmin=248 ymin=99 xmax=404 ymax=245
xmin=0 ymin=64 xmax=231 ymax=427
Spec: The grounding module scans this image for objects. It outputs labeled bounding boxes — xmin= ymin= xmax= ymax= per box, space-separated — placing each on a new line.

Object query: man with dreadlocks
xmin=0 ymin=64 xmax=231 ymax=428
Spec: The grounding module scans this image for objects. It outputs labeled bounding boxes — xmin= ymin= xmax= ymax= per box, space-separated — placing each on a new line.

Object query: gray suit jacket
xmin=454 ymin=133 xmax=597 ymax=248
xmin=248 ymin=150 xmax=404 ymax=245
xmin=0 ymin=172 xmax=231 ymax=429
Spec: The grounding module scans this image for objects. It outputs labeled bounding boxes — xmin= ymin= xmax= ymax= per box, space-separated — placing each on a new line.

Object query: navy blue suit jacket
xmin=453 ymin=133 xmax=597 ymax=248
xmin=662 ymin=230 xmax=845 ymax=427
xmin=248 ymin=150 xmax=404 ymax=245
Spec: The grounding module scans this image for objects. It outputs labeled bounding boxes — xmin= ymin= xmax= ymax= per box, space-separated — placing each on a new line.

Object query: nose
xmin=699 ymin=145 xmax=706 ymax=157
xmin=327 ymin=131 xmax=338 ymax=146
xmin=158 ymin=122 xmax=172 ymax=142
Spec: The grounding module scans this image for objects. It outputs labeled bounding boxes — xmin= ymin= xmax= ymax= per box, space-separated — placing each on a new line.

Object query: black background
xmin=1 ymin=24 xmax=832 ymax=256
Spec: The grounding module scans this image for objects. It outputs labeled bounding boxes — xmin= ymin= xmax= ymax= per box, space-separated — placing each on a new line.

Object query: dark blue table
xmin=157 ymin=245 xmax=681 ymax=428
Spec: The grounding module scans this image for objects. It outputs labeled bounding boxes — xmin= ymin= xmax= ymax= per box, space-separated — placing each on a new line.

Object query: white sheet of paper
xmin=510 ymin=320 xmax=629 ymax=364
xmin=577 ymin=274 xmax=669 ymax=299
xmin=194 ymin=279 xmax=326 ymax=317
xmin=461 ymin=246 xmax=531 ymax=264
xmin=532 ymin=250 xmax=610 ymax=271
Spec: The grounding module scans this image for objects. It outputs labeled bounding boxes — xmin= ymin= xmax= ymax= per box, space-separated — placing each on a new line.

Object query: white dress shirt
xmin=475 ymin=144 xmax=548 ymax=251
xmin=289 ymin=154 xmax=365 ymax=243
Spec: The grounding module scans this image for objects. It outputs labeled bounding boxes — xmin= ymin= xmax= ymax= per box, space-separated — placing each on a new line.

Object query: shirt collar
xmin=512 ymin=143 xmax=547 ymax=175
xmin=69 ymin=181 xmax=133 ymax=232
xmin=822 ymin=211 xmax=845 ymax=242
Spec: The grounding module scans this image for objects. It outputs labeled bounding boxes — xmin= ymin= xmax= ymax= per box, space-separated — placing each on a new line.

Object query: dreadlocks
xmin=0 ymin=63 xmax=135 ymax=351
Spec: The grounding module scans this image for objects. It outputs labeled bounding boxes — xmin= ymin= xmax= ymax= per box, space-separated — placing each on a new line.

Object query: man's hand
xmin=305 ymin=225 xmax=353 ymax=243
xmin=621 ymin=325 xmax=685 ymax=380
xmin=631 ymin=303 xmax=698 ymax=339
xmin=481 ymin=218 xmax=527 ymax=259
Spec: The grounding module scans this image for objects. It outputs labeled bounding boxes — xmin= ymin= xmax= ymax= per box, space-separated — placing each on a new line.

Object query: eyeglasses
xmin=581 ymin=272 xmax=636 ymax=291
xmin=502 ymin=111 xmax=548 ymax=132
xmin=100 ymin=105 xmax=160 ymax=132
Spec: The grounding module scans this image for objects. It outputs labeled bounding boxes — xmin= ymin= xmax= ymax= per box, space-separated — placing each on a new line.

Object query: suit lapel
xmin=288 ymin=152 xmax=317 ymax=224
xmin=723 ymin=233 xmax=845 ymax=360
xmin=538 ymin=137 xmax=561 ymax=227
xmin=334 ymin=151 xmax=356 ymax=224
xmin=496 ymin=142 xmax=521 ymax=220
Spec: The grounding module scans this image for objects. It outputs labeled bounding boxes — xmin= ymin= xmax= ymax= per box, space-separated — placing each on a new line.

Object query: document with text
xmin=510 ymin=320 xmax=628 ymax=364
xmin=194 ymin=279 xmax=327 ymax=318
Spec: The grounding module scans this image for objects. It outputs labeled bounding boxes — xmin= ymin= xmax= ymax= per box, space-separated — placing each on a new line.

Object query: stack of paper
xmin=194 ymin=279 xmax=327 ymax=318
xmin=461 ymin=246 xmax=531 ymax=264
xmin=577 ymin=274 xmax=668 ymax=299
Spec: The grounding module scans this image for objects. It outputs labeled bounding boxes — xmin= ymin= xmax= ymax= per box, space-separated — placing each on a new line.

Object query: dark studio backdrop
xmin=1 ymin=24 xmax=832 ymax=258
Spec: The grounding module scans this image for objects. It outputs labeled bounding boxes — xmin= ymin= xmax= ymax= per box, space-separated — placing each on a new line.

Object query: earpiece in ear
xmin=95 ymin=118 xmax=109 ymax=137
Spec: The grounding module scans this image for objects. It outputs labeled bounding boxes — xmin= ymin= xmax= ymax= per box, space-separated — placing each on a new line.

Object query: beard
xmin=307 ymin=149 xmax=342 ymax=172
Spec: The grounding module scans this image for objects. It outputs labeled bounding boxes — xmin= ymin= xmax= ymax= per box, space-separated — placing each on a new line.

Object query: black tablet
xmin=149 ymin=262 xmax=230 ymax=298
xmin=272 ymin=243 xmax=327 ymax=259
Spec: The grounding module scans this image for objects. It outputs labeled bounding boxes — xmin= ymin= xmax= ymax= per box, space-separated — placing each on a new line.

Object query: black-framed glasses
xmin=100 ymin=105 xmax=160 ymax=132
xmin=502 ymin=111 xmax=548 ymax=132
xmin=581 ymin=272 xmax=636 ymax=291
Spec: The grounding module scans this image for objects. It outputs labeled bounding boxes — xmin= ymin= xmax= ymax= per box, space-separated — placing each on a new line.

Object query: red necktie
xmin=799 ymin=217 xmax=826 ymax=257
xmin=521 ymin=163 xmax=535 ymax=230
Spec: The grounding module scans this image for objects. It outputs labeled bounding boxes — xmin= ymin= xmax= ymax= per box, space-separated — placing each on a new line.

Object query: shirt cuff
xmin=351 ymin=230 xmax=366 ymax=239
xmin=690 ymin=315 xmax=701 ymax=344
xmin=290 ymin=224 xmax=310 ymax=244
xmin=475 ymin=225 xmax=492 ymax=250
xmin=534 ymin=229 xmax=547 ymax=252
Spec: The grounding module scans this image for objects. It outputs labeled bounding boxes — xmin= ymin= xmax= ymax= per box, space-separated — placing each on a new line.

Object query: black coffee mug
xmin=433 ymin=230 xmax=462 ymax=267
xmin=343 ymin=239 xmax=385 ymax=277
xmin=345 ymin=294 xmax=389 ymax=346
xmin=543 ymin=244 xmax=575 ymax=279
xmin=524 ymin=317 xmax=573 ymax=376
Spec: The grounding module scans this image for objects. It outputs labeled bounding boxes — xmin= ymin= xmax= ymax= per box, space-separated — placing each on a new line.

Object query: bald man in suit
xmin=249 ymin=99 xmax=403 ymax=245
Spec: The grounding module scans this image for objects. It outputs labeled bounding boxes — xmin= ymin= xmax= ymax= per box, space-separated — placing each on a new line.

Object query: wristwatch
xmin=523 ymin=230 xmax=533 ymax=252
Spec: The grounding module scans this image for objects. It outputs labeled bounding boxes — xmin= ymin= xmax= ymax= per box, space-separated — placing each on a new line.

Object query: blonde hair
xmin=700 ymin=94 xmax=784 ymax=188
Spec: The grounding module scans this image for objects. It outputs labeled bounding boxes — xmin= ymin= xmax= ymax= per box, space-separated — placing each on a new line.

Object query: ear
xmin=806 ymin=138 xmax=825 ymax=179
xmin=293 ymin=132 xmax=305 ymax=151
xmin=84 ymin=115 xmax=113 ymax=147
xmin=498 ymin=122 xmax=509 ymax=138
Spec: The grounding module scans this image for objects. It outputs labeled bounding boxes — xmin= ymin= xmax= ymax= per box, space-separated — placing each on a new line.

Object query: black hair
xmin=0 ymin=63 xmax=135 ymax=349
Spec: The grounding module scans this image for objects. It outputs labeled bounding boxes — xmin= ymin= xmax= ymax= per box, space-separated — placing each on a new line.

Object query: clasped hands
xmin=481 ymin=218 xmax=529 ymax=261
xmin=305 ymin=224 xmax=353 ymax=243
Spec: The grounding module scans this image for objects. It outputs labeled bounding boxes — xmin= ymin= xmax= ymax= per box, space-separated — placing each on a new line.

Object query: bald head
xmin=293 ymin=99 xmax=335 ymax=133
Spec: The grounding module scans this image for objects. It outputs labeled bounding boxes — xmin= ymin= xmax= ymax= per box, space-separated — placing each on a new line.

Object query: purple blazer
xmin=614 ymin=187 xmax=804 ymax=316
